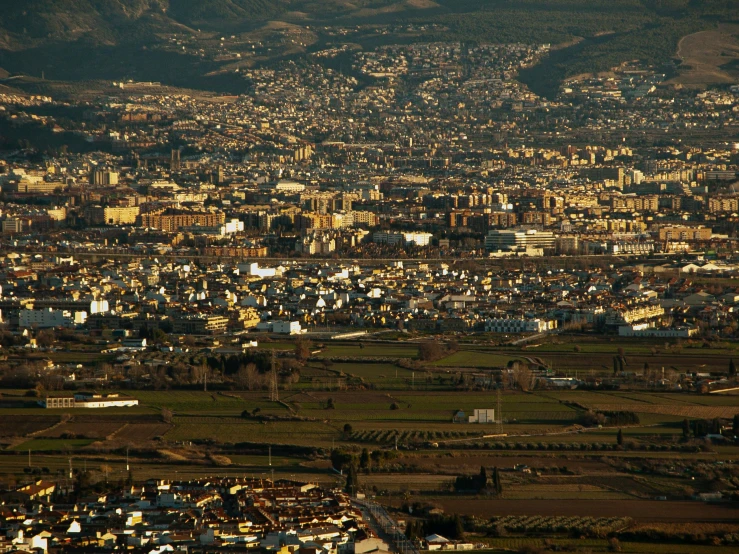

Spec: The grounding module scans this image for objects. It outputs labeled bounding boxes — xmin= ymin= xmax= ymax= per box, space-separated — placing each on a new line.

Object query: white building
xmin=373 ymin=231 xmax=433 ymax=247
xmin=90 ymin=300 xmax=109 ymax=314
xmin=19 ymin=308 xmax=71 ymax=329
xmin=618 ymin=324 xmax=697 ymax=338
xmin=274 ymin=180 xmax=305 ymax=193
xmin=402 ymin=232 xmax=433 ymax=247
xmin=484 ymin=317 xmax=555 ymax=333
xmin=273 ymin=321 xmax=303 ymax=335
xmin=485 ymin=228 xmax=555 ymax=252
xmin=40 ymin=393 xmax=139 ymax=408
xmin=241 ymin=263 xmax=277 ymax=278
xmin=468 ymin=408 xmax=495 ymax=423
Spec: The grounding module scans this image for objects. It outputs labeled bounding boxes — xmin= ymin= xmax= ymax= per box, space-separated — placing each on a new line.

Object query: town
xmin=1 ymin=12 xmax=739 ymax=554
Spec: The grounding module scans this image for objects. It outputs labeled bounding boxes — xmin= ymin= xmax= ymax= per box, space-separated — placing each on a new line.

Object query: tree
xmin=733 ymin=414 xmax=739 ymax=436
xmin=513 ymin=365 xmax=532 ymax=391
xmin=343 ymin=423 xmax=353 ymax=437
xmin=682 ymin=418 xmax=691 ymax=438
xmin=730 ymin=359 xmax=736 ymax=378
xmin=295 ymin=339 xmax=312 ymax=362
xmin=419 ymin=341 xmax=444 ymax=361
xmin=453 ymin=514 xmax=465 ymax=540
xmin=344 ymin=464 xmax=360 ymax=496
xmin=617 ymin=429 xmax=623 ymax=446
xmin=613 ymin=356 xmax=619 ymax=376
xmin=492 ymin=466 xmax=503 ymax=495
xmin=711 ymin=418 xmax=721 ymax=435
xmin=161 ymin=407 xmax=173 ymax=424
xmin=36 ymin=329 xmax=55 ymax=348
xmin=360 ymin=448 xmax=371 ymax=472
xmin=236 ymin=363 xmax=259 ymax=390
xmin=326 ymin=397 xmax=335 ymax=409
xmin=330 ymin=449 xmax=354 ymax=472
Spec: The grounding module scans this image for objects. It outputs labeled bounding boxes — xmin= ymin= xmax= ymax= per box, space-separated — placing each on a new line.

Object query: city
xmin=0 ymin=1 xmax=739 ymax=553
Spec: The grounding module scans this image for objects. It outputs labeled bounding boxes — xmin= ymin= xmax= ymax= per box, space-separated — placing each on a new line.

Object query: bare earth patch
xmin=669 ymin=24 xmax=739 ymax=87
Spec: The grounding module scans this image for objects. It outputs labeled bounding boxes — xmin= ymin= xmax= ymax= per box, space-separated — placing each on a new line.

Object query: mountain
xmin=0 ymin=0 xmax=735 ymax=95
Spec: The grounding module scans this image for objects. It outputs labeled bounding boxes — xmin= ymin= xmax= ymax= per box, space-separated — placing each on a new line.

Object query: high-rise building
xmin=485 ymin=228 xmax=556 ymax=252
xmin=170 ymin=148 xmax=181 ymax=171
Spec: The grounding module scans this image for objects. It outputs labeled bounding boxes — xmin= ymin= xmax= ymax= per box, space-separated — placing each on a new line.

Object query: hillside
xmin=0 ymin=0 xmax=736 ymax=95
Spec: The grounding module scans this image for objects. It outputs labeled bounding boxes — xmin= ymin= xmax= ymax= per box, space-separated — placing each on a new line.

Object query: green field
xmin=166 ymin=416 xmax=338 ymax=445
xmin=432 ymin=350 xmax=513 ymax=368
xmin=318 ymin=344 xmax=418 ymax=358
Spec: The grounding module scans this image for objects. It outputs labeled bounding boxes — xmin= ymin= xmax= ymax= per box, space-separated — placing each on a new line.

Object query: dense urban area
xmin=1 ymin=2 xmax=739 ymax=553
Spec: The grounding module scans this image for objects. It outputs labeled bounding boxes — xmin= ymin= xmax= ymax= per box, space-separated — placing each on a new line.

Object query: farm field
xmin=317 ymin=344 xmax=418 ymax=358
xmin=10 ymin=438 xmax=96 ymax=452
xmin=39 ymin=421 xmax=125 ymax=439
xmin=1 ymin=389 xmax=734 ymax=449
xmin=0 ymin=415 xmax=60 ymax=437
xmin=1 ymin=379 xmax=738 ymax=537
xmin=332 ymin=363 xmax=418 ymax=388
xmin=478 ymin=539 xmax=739 ymax=553
xmin=388 ymin=497 xmax=739 ymax=523
xmin=432 ymin=350 xmax=512 ymax=368
xmin=166 ymin=417 xmax=338 ymax=446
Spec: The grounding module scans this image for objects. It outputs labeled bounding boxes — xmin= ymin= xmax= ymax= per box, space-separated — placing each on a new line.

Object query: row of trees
xmin=406 ymin=514 xmax=466 ymax=541
xmin=453 ymin=466 xmax=503 ymax=494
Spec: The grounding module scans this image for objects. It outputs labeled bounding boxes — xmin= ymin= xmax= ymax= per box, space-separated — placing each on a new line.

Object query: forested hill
xmin=0 ymin=0 xmax=736 ymax=93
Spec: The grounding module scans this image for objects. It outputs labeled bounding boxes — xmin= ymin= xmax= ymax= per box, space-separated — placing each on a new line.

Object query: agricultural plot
xmin=317 ymin=344 xmax=418 ymax=359
xmin=112 ymin=423 xmax=172 ymax=442
xmin=579 ymin=403 xmax=739 ymax=420
xmin=287 ymin=390 xmax=577 ymax=426
xmin=130 ymin=391 xmax=251 ymax=415
xmin=350 ymin=429 xmax=480 ymax=445
xmin=490 ymin=514 xmax=632 ymax=534
xmin=167 ymin=417 xmax=337 ymax=446
xmin=396 ymin=454 xmax=613 ymax=473
xmin=481 ymin=538 xmax=738 ymax=553
xmin=332 ymin=363 xmax=419 ymax=387
xmin=0 ymin=415 xmax=60 ymax=437
xmin=431 ymin=351 xmax=513 ymax=368
xmin=9 ymin=438 xmax=96 ymax=452
xmin=39 ymin=422 xmax=125 ymax=439
xmin=501 ymin=484 xmax=631 ymax=500
xmin=506 ymin=347 xmax=737 ymax=374
xmin=251 ymin=342 xmax=295 ymax=351
xmin=397 ymin=497 xmax=739 ymax=523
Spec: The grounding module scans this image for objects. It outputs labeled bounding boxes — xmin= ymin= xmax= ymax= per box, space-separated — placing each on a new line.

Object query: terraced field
xmin=39 ymin=422 xmax=125 ymax=439
xmin=0 ymin=415 xmax=60 ymax=437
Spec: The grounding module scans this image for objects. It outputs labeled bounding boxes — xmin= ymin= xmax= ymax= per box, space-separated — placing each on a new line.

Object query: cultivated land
xmin=2 ymin=335 xmax=739 ymax=551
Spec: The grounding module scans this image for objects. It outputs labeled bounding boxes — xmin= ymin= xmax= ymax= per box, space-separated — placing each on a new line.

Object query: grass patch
xmin=432 ymin=350 xmax=513 ymax=368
